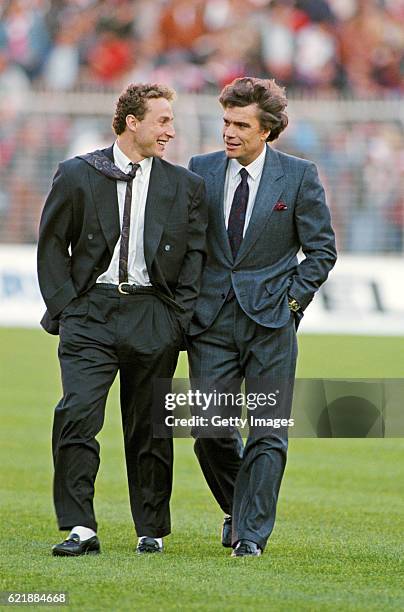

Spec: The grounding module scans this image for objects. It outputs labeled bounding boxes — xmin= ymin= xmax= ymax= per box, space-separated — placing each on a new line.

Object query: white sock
xmin=138 ymin=536 xmax=163 ymax=548
xmin=69 ymin=526 xmax=96 ymax=541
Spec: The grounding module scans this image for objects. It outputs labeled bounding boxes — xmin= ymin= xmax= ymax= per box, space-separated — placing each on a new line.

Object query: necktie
xmin=118 ymin=162 xmax=140 ymax=283
xmin=79 ymin=150 xmax=140 ymax=283
xmin=227 ymin=167 xmax=249 ymax=259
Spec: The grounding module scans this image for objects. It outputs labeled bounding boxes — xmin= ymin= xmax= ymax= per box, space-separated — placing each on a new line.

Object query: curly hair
xmin=112 ymin=83 xmax=175 ymax=135
xmin=219 ymin=77 xmax=288 ymax=141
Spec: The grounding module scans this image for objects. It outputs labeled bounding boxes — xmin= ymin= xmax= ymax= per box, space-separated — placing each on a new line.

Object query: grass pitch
xmin=0 ymin=329 xmax=403 ymax=611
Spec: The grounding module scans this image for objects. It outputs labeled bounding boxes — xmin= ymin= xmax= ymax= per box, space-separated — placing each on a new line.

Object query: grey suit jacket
xmin=188 ymin=145 xmax=337 ymax=334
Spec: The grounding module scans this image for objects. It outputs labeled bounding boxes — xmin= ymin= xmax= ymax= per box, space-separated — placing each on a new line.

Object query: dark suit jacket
xmin=188 ymin=145 xmax=337 ymax=334
xmin=37 ymin=145 xmax=208 ymax=334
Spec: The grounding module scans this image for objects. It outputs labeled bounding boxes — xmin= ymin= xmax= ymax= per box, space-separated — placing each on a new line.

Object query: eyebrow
xmin=223 ymin=118 xmax=251 ymax=128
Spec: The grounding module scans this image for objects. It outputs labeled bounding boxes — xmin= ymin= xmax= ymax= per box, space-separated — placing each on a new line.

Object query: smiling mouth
xmin=225 ymin=142 xmax=240 ymax=149
xmin=157 ymin=140 xmax=168 ymax=146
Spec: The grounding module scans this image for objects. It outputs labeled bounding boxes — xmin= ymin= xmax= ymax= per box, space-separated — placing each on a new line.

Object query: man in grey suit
xmin=188 ymin=77 xmax=337 ymax=557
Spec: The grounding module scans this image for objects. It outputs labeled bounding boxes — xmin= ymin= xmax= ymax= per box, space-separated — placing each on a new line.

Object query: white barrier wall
xmin=0 ymin=245 xmax=44 ymax=328
xmin=0 ymin=245 xmax=403 ymax=335
xmin=302 ymin=255 xmax=404 ymax=336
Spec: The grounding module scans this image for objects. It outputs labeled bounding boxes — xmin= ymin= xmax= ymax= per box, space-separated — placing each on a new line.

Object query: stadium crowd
xmin=0 ymin=0 xmax=403 ymax=94
xmin=0 ymin=0 xmax=403 ymax=249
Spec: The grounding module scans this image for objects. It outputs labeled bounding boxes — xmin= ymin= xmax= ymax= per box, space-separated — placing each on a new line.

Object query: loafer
xmin=221 ymin=516 xmax=232 ymax=548
xmin=231 ymin=539 xmax=262 ymax=557
xmin=136 ymin=537 xmax=162 ymax=554
xmin=52 ymin=533 xmax=100 ymax=556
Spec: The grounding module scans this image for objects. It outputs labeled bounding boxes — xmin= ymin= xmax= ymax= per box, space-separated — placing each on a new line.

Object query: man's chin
xmin=144 ymin=145 xmax=167 ymax=159
xmin=225 ymin=146 xmax=241 ymax=159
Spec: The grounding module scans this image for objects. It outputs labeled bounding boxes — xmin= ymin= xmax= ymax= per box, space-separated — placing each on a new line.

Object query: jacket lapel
xmin=144 ymin=158 xmax=177 ymax=270
xmin=235 ymin=146 xmax=285 ymax=264
xmin=208 ymin=153 xmax=233 ymax=264
xmin=88 ymin=145 xmax=120 ymax=255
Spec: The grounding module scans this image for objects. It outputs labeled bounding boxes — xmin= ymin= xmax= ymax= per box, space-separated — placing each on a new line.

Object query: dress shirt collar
xmin=113 ymin=141 xmax=152 ymax=176
xmin=228 ymin=144 xmax=267 ymax=181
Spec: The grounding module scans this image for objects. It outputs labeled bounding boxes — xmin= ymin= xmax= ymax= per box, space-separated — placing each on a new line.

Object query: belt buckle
xmin=118 ymin=282 xmax=131 ymax=295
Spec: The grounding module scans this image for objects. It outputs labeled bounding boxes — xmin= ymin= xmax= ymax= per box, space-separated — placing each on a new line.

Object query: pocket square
xmin=274 ymin=201 xmax=288 ymax=211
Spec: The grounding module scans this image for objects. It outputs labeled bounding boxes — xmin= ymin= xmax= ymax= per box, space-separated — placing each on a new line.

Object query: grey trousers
xmin=188 ymin=298 xmax=298 ymax=550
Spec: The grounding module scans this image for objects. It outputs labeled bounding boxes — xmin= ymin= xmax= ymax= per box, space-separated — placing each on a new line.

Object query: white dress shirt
xmin=97 ymin=142 xmax=152 ymax=286
xmin=224 ymin=144 xmax=267 ymax=236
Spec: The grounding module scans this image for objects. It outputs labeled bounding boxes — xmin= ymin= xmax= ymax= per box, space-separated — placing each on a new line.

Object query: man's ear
xmin=126 ymin=114 xmax=138 ymax=133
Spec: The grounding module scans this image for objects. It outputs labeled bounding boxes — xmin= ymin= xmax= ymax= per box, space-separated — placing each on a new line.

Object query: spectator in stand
xmin=202 ymin=0 xmax=259 ymax=89
xmin=294 ymin=21 xmax=341 ymax=91
xmin=255 ymin=0 xmax=306 ymax=87
xmin=0 ymin=47 xmax=30 ymax=107
xmin=339 ymin=0 xmax=404 ymax=94
xmin=159 ymin=0 xmax=206 ymax=54
xmin=42 ymin=24 xmax=81 ymax=90
xmin=86 ymin=28 xmax=134 ymax=84
xmin=0 ymin=0 xmax=51 ymax=80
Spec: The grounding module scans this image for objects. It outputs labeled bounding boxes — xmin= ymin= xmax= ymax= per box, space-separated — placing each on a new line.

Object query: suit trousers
xmin=52 ymin=285 xmax=181 ymax=536
xmin=188 ymin=297 xmax=298 ymax=550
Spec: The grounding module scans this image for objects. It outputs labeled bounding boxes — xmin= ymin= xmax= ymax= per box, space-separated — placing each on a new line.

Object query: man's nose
xmin=166 ymin=124 xmax=175 ymax=139
xmin=224 ymin=125 xmax=236 ymax=139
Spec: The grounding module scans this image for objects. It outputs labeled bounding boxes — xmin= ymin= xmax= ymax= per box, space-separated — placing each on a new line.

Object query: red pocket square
xmin=274 ymin=201 xmax=288 ymax=211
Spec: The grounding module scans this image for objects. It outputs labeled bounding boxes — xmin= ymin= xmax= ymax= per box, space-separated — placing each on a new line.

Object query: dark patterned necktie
xmin=227 ymin=167 xmax=249 ymax=259
xmin=79 ymin=150 xmax=140 ymax=283
xmin=118 ymin=162 xmax=140 ymax=283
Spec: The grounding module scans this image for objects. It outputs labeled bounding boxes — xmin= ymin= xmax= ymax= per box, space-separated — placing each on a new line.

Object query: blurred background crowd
xmin=0 ymin=0 xmax=403 ymax=250
xmin=0 ymin=0 xmax=404 ymax=95
xmin=1 ymin=0 xmax=403 ymax=93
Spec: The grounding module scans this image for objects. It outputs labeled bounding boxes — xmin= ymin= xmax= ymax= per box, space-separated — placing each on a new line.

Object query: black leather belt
xmin=93 ymin=283 xmax=185 ymax=313
xmin=117 ymin=282 xmax=154 ymax=296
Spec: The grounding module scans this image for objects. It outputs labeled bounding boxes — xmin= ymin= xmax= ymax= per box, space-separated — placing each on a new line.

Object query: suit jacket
xmin=188 ymin=145 xmax=337 ymax=334
xmin=37 ymin=145 xmax=208 ymax=334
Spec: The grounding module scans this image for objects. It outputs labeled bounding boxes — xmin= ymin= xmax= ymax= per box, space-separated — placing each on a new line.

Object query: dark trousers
xmin=52 ymin=285 xmax=182 ymax=536
xmin=188 ymin=298 xmax=298 ymax=551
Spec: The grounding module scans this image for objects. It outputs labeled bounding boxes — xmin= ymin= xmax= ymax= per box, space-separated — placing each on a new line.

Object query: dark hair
xmin=112 ymin=83 xmax=175 ymax=135
xmin=219 ymin=77 xmax=288 ymax=141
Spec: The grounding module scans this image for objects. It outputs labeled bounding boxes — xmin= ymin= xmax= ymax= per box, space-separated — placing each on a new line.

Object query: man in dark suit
xmin=188 ymin=77 xmax=337 ymax=557
xmin=37 ymin=83 xmax=207 ymax=556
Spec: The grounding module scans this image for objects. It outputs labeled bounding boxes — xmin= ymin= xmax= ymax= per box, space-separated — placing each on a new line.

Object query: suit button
xmin=164 ymin=244 xmax=171 ymax=251
xmin=88 ymin=233 xmax=94 ymax=240
xmin=221 ymin=293 xmax=226 ymax=299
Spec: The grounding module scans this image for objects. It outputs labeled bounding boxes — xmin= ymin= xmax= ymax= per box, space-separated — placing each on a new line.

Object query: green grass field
xmin=0 ymin=329 xmax=403 ymax=611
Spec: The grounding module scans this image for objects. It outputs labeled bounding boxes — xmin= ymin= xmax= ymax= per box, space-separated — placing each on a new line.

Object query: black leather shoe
xmin=221 ymin=516 xmax=232 ymax=548
xmin=52 ymin=534 xmax=100 ymax=557
xmin=231 ymin=539 xmax=262 ymax=557
xmin=136 ymin=537 xmax=162 ymax=554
